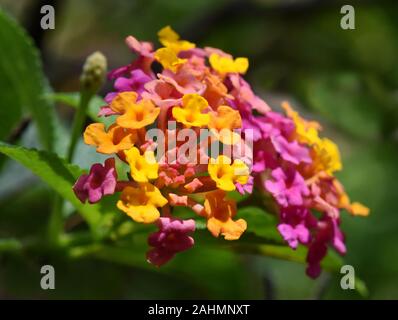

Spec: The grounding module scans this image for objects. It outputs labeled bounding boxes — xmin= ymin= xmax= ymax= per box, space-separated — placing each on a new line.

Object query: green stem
xmin=47 ymin=90 xmax=93 ymax=247
xmin=47 ymin=195 xmax=63 ymax=247
xmin=67 ymin=90 xmax=93 ymax=163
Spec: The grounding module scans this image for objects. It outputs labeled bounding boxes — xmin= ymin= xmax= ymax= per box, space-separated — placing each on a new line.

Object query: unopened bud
xmin=80 ymin=51 xmax=107 ymax=93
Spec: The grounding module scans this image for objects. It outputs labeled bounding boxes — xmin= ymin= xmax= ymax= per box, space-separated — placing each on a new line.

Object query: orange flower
xmin=202 ymin=72 xmax=230 ymax=107
xmin=84 ymin=123 xmax=136 ymax=154
xmin=110 ymin=91 xmax=138 ymax=114
xmin=209 ymin=105 xmax=242 ymax=144
xmin=204 ymin=190 xmax=247 ymax=240
xmin=109 ymin=92 xmax=160 ymax=129
xmin=333 ymin=179 xmax=369 ymax=217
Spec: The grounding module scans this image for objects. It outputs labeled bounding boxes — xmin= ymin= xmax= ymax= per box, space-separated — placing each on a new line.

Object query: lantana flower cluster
xmin=73 ymin=26 xmax=369 ymax=278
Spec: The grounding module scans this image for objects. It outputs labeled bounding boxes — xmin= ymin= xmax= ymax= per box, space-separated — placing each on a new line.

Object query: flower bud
xmin=80 ymin=51 xmax=107 ymax=93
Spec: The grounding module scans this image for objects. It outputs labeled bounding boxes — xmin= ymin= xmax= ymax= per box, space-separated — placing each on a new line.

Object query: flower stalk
xmin=48 ymin=52 xmax=107 ymax=247
xmin=67 ymin=51 xmax=107 ymax=163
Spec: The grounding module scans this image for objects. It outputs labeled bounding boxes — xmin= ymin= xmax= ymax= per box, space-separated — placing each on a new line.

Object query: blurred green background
xmin=0 ymin=0 xmax=397 ymax=299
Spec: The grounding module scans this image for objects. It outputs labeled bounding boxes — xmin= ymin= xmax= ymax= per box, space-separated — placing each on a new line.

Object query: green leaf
xmin=227 ymin=190 xmax=250 ymax=202
xmin=0 ymin=238 xmax=22 ymax=253
xmin=172 ymin=205 xmax=283 ymax=245
xmin=236 ymin=243 xmax=342 ymax=273
xmin=238 ymin=206 xmax=283 ymax=244
xmin=47 ymin=92 xmax=113 ymax=127
xmin=0 ymin=142 xmax=105 ymax=234
xmin=0 ymin=10 xmax=56 ymax=150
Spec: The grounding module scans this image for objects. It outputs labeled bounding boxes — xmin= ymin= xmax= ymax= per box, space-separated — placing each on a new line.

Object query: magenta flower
xmin=106 ymin=34 xmax=154 ymax=81
xmin=73 ymin=158 xmax=117 ymax=204
xmin=277 ymin=206 xmax=316 ymax=249
xmin=104 ymin=69 xmax=152 ymax=104
xmin=278 ymin=224 xmax=309 ymax=249
xmin=265 ymin=167 xmax=310 ymax=207
xmin=147 ymin=217 xmax=195 ymax=266
xmin=264 ymin=111 xmax=295 ymax=137
xmin=250 ymin=141 xmax=278 ymax=173
xmin=306 ymin=240 xmax=328 ymax=279
xmin=306 ymin=216 xmax=346 ymax=278
xmin=236 ymin=175 xmax=254 ymax=195
xmin=242 ymin=114 xmax=270 ymax=142
xmin=240 ymin=105 xmax=310 ymax=173
xmin=270 ymin=135 xmax=311 ymax=165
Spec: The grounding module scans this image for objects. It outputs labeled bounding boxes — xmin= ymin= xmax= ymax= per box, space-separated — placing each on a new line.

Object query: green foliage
xmin=238 ymin=206 xmax=282 ymax=244
xmin=0 ymin=142 xmax=106 ymax=234
xmin=46 ymin=92 xmax=114 ymax=127
xmin=0 ymin=9 xmax=56 ymax=150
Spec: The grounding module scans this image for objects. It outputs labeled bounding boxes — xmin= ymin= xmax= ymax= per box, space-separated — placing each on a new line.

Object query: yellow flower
xmin=112 ymin=92 xmax=160 ymax=129
xmin=172 ymin=93 xmax=210 ymax=127
xmin=84 ymin=123 xmax=136 ymax=154
xmin=117 ymin=183 xmax=168 ymax=224
xmin=204 ymin=190 xmax=247 ymax=240
xmin=125 ymin=147 xmax=158 ymax=182
xmin=281 ymin=101 xmax=322 ymax=146
xmin=208 ymin=155 xmax=249 ymax=191
xmin=158 ymin=25 xmax=195 ymax=53
xmin=209 ymin=53 xmax=248 ymax=74
xmin=282 ymin=102 xmax=342 ymax=175
xmin=311 ymin=138 xmax=342 ymax=175
xmin=155 ymin=47 xmax=186 ymax=73
xmin=209 ymin=105 xmax=242 ymax=144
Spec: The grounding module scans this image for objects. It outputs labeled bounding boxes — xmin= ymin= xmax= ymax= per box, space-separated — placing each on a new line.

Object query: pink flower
xmin=73 ymin=158 xmax=117 ymax=204
xmin=125 ymin=35 xmax=154 ymax=58
xmin=141 ymin=79 xmax=182 ymax=108
xmin=270 ymin=135 xmax=311 ymax=165
xmin=125 ymin=35 xmax=155 ymax=75
xmin=265 ymin=167 xmax=310 ymax=207
xmin=264 ymin=111 xmax=295 ymax=137
xmin=227 ymin=74 xmax=270 ymax=115
xmin=107 ymin=36 xmax=154 ymax=81
xmin=158 ymin=71 xmax=206 ymax=96
xmin=147 ymin=217 xmax=195 ymax=266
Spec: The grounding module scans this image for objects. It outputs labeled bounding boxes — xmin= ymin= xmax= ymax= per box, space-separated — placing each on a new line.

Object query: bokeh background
xmin=0 ymin=0 xmax=397 ymax=299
